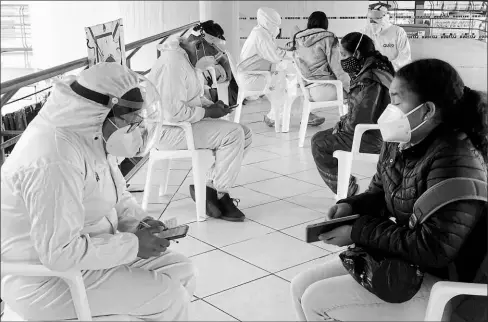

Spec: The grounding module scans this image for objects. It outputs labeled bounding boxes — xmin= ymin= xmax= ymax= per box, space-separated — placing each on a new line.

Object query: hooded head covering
xmin=257 ymin=7 xmax=282 ymax=38
xmin=367 ymin=2 xmax=392 ymax=34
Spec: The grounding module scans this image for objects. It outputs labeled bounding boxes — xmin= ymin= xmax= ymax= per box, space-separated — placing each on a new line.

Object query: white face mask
xmin=377 ymin=103 xmax=430 ymax=143
xmin=103 ymin=118 xmax=143 ymax=157
xmin=370 ymin=15 xmax=390 ymax=34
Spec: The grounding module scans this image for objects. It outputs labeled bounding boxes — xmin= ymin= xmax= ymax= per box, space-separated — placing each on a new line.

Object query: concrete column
xmin=199 ymin=1 xmax=240 ymax=61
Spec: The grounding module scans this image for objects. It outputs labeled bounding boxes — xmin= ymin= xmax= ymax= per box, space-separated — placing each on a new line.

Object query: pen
xmin=140 ymin=221 xmax=152 ymax=229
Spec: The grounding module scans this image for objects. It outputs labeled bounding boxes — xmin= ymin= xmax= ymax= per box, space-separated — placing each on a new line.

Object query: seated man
xmin=148 ymin=36 xmax=252 ymax=222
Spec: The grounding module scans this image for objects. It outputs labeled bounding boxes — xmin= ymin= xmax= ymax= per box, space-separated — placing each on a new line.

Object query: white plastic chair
xmin=424 ymin=281 xmax=487 ymax=321
xmin=1 ymin=262 xmax=92 ymax=321
xmin=333 ymin=124 xmax=381 ymax=200
xmin=204 ymin=66 xmax=230 ymax=105
xmin=141 ymin=122 xmax=213 ymax=222
xmin=294 ymin=59 xmax=346 ymax=147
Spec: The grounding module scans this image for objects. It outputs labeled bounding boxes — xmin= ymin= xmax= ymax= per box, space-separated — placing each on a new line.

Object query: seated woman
xmin=291 ymin=58 xmax=488 ymax=321
xmin=311 ymin=32 xmax=394 ymax=196
xmin=291 ymin=11 xmax=351 ymax=126
xmin=1 ymin=63 xmax=196 ymax=321
xmin=189 ymin=20 xmax=239 ymax=105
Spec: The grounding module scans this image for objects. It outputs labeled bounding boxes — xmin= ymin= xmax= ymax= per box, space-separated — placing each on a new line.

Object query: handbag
xmin=340 ymin=177 xmax=488 ymax=303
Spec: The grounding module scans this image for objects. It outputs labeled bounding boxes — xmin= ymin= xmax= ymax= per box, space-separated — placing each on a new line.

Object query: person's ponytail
xmin=370 ymin=50 xmax=395 ymax=76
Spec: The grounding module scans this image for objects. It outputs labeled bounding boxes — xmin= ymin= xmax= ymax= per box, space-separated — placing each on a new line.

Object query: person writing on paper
xmin=361 ymin=2 xmax=411 ymax=71
xmin=1 ymin=63 xmax=196 ymax=321
xmin=238 ymin=7 xmax=293 ymax=128
xmin=291 ymin=59 xmax=487 ymax=321
xmin=148 ymin=35 xmax=252 ymax=222
xmin=311 ymin=32 xmax=394 ymax=197
xmin=291 ymin=11 xmax=351 ymax=126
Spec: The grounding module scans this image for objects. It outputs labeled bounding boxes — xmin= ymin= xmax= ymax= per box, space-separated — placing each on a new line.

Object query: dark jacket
xmin=339 ymin=125 xmax=487 ymax=283
xmin=336 ymin=56 xmax=393 ymax=151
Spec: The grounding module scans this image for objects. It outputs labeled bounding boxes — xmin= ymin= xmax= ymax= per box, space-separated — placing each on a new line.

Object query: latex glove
xmin=204 ymin=100 xmax=231 ymax=119
xmin=137 ymin=216 xmax=167 ymax=231
xmin=318 ymin=225 xmax=353 ymax=247
xmin=134 ymin=226 xmax=170 ymax=259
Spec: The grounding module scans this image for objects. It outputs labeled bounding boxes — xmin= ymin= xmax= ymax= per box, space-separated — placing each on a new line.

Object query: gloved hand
xmin=204 ymin=100 xmax=231 ymax=119
xmin=134 ymin=226 xmax=170 ymax=259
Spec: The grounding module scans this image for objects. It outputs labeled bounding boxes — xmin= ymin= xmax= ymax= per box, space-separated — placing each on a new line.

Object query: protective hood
xmin=38 ymin=63 xmax=139 ymax=136
xmin=257 ymin=7 xmax=281 ymax=38
xmin=295 ymin=29 xmax=335 ymax=48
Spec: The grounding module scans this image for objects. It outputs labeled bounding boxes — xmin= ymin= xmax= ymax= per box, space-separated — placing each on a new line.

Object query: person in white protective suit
xmin=147 ymin=36 xmax=252 ymax=222
xmin=0 ymin=63 xmax=196 ymax=321
xmin=361 ymin=2 xmax=412 ymax=71
xmin=238 ymin=7 xmax=313 ymax=128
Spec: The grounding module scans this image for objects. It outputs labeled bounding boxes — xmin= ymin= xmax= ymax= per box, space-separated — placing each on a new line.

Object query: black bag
xmin=340 ymin=177 xmax=488 ymax=303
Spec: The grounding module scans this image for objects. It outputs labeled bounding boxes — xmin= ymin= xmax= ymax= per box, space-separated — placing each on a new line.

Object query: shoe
xmin=189 ymin=185 xmax=222 ymax=218
xmin=264 ymin=115 xmax=275 ymax=127
xmin=308 ymin=113 xmax=325 ymax=126
xmin=217 ymin=194 xmax=245 ymax=222
xmin=347 ymin=176 xmax=359 ymax=197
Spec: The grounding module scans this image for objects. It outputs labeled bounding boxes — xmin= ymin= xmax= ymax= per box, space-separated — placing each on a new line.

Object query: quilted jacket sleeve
xmin=350 ymin=146 xmax=487 ymax=268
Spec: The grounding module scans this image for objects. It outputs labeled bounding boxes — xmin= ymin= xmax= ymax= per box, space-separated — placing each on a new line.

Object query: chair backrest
xmin=225 ymin=50 xmax=238 ymax=79
xmin=292 ymin=59 xmax=313 ymax=102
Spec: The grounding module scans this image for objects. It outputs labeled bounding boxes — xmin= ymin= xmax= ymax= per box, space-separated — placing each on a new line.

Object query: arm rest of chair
xmin=351 ymin=124 xmax=380 ymax=155
xmin=1 ymin=262 xmax=81 ymax=280
xmin=424 ymin=281 xmax=488 ymax=321
xmin=162 ymin=121 xmax=196 ymax=150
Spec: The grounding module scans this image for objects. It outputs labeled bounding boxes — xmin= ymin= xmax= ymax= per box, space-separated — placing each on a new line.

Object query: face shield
xmin=367 ymin=3 xmax=390 ymax=33
xmin=70 ymin=71 xmax=162 ymax=158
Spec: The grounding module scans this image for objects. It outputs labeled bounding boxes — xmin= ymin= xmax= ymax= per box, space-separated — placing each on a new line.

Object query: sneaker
xmin=189 ymin=185 xmax=222 ymax=218
xmin=308 ymin=113 xmax=325 ymax=126
xmin=218 ymin=194 xmax=245 ymax=222
xmin=347 ymin=176 xmax=359 ymax=197
xmin=264 ymin=115 xmax=275 ymax=127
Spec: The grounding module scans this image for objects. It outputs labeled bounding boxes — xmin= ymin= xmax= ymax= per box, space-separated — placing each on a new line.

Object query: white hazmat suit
xmin=238 ymin=7 xmax=292 ymax=122
xmin=361 ymin=10 xmax=412 ymax=71
xmin=0 ymin=63 xmax=196 ymax=321
xmin=147 ymin=39 xmax=252 ymax=193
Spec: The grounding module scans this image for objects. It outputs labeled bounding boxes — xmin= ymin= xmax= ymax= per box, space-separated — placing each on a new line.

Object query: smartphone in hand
xmin=305 ymin=215 xmax=359 ymax=243
xmin=154 ymin=225 xmax=189 ymax=241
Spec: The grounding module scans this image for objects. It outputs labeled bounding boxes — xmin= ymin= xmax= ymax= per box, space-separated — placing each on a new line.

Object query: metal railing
xmin=1 ymin=20 xmax=200 ymax=181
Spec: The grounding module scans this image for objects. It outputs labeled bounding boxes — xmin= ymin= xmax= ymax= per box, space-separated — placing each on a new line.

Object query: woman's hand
xmin=318 ymin=225 xmax=353 ymax=247
xmin=134 ymin=227 xmax=170 ymax=259
xmin=325 ymin=203 xmax=353 ymax=220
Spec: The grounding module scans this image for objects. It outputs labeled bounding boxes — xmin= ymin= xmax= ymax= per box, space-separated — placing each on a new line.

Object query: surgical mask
xmin=377 ymin=103 xmax=431 ymax=143
xmin=370 ymin=15 xmax=390 ymax=34
xmin=103 ymin=118 xmax=144 ymax=157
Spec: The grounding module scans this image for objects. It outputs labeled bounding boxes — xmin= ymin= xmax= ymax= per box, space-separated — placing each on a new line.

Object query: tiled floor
xmin=128 ymin=97 xmax=376 ymax=321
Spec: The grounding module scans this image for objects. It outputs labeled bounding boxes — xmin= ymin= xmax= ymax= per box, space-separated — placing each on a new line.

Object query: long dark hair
xmin=397 ymin=59 xmax=488 ymax=161
xmin=193 ymin=20 xmax=225 ymax=40
xmin=307 ymin=11 xmax=328 ymax=30
xmin=341 ymin=32 xmax=395 ymax=75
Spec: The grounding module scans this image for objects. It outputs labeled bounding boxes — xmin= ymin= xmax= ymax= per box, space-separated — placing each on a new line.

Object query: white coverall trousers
xmin=158 ymin=119 xmax=252 ymax=192
xmin=290 ymin=255 xmax=441 ymax=321
xmin=3 ymin=251 xmax=196 ymax=321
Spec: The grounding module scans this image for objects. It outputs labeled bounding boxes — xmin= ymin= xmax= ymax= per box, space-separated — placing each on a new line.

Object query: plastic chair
xmin=424 ymin=281 xmax=487 ymax=321
xmin=204 ymin=66 xmax=230 ymax=105
xmin=141 ymin=121 xmax=213 ymax=222
xmin=1 ymin=262 xmax=92 ymax=321
xmin=294 ymin=59 xmax=346 ymax=147
xmin=333 ymin=124 xmax=381 ymax=200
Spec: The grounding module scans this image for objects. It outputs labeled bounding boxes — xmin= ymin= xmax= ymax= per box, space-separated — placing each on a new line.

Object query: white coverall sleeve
xmin=21 ymin=163 xmax=139 ymax=271
xmin=392 ymin=28 xmax=411 ymax=71
xmin=153 ymin=61 xmax=206 ymax=123
xmin=257 ymin=36 xmax=287 ymax=64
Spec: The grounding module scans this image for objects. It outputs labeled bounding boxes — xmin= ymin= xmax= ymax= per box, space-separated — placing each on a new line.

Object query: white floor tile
xmin=234 ymin=165 xmax=281 ymax=186
xmin=351 ymin=159 xmax=378 ymax=178
xmin=275 ymin=254 xmax=338 ymax=282
xmin=132 ymin=184 xmax=188 ymax=205
xmin=244 ymin=176 xmax=321 ymax=199
xmin=245 ymin=200 xmax=323 ymax=230
xmin=222 ymin=232 xmax=327 ymax=272
xmin=285 ymin=189 xmax=337 ymax=213
xmin=287 ymin=169 xmax=327 ymax=187
xmin=161 ymin=198 xmax=204 ymax=224
xmin=357 ymin=176 xmax=373 ymax=194
xmin=252 ymin=155 xmax=315 ymax=175
xmin=191 ymin=250 xmax=269 ymax=298
xmin=250 ymin=133 xmax=285 ymax=147
xmin=242 ymin=148 xmax=281 ymax=165
xmin=206 ymin=275 xmax=296 ymax=321
xmin=189 ymin=300 xmax=237 ymax=321
xmin=170 ymin=236 xmax=215 ymax=258
xmin=188 ymin=218 xmax=275 ymax=248
xmin=229 ymin=186 xmax=279 ymax=209
xmin=281 ymin=218 xmax=346 ymax=253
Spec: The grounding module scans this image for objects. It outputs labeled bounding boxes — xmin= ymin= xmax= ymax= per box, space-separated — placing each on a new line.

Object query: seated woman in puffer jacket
xmin=291 ymin=58 xmax=488 ymax=321
xmin=291 ymin=11 xmax=350 ymax=126
xmin=311 ymin=32 xmax=394 ymax=197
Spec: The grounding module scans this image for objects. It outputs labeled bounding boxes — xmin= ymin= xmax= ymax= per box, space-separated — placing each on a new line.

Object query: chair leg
xmin=158 ymin=160 xmax=171 ymax=197
xmin=335 ymin=152 xmax=353 ymax=200
xmin=141 ymin=156 xmax=156 ymax=211
xmin=298 ymin=101 xmax=311 ymax=147
xmin=282 ymin=93 xmax=296 ymax=133
xmin=217 ymin=83 xmax=229 ymax=105
xmin=191 ymin=153 xmax=207 ymax=222
xmin=234 ymin=91 xmax=245 ymax=123
xmin=65 ymin=275 xmax=92 ymax=321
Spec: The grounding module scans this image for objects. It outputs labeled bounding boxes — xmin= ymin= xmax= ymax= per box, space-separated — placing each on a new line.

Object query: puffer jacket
xmin=336 ymin=56 xmax=393 ymax=150
xmin=339 ymin=124 xmax=488 ymax=284
xmin=293 ymin=29 xmax=350 ymax=92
